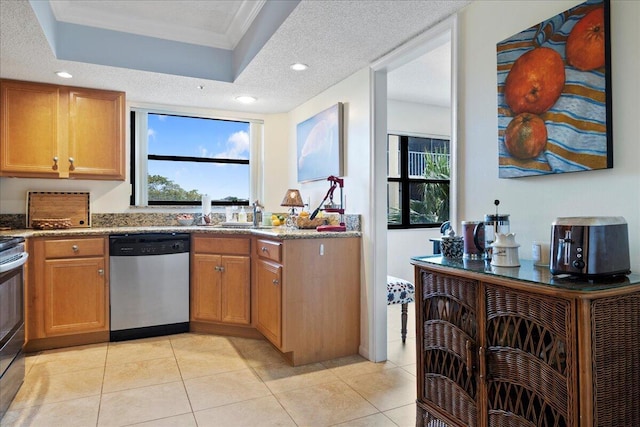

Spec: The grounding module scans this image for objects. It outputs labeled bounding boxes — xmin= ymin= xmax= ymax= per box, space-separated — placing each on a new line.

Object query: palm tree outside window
xmin=387 ymin=134 xmax=450 ymax=228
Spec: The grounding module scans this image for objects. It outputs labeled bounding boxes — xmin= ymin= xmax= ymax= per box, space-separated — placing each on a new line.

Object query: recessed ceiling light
xmin=235 ymin=95 xmax=257 ymax=104
xmin=290 ymin=63 xmax=308 ymax=71
xmin=55 ymin=71 xmax=73 ymax=78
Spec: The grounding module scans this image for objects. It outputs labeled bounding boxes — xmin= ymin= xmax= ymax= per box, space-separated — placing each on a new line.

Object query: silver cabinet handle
xmin=214 ymin=266 xmax=225 ymax=272
xmin=52 ymin=156 xmax=59 ymax=170
xmin=272 ymin=279 xmax=279 ymax=285
xmin=68 ymin=157 xmax=75 ymax=171
xmin=261 ymin=247 xmax=268 ymax=252
xmin=219 ymin=266 xmax=224 ymax=272
xmin=98 ymin=269 xmax=104 ymax=276
xmin=72 ymin=245 xmax=79 ymax=252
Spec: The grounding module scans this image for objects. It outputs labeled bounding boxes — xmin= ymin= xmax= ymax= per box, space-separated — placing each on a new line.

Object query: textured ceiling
xmin=0 ymin=0 xmax=470 ymax=114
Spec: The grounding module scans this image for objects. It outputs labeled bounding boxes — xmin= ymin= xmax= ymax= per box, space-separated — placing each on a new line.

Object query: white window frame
xmin=130 ymin=105 xmax=264 ymax=208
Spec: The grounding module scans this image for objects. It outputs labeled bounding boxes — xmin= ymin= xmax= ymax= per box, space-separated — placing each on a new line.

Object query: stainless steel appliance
xmin=0 ymin=236 xmax=28 ymax=420
xmin=109 ymin=233 xmax=190 ymax=341
xmin=550 ymin=216 xmax=631 ymax=278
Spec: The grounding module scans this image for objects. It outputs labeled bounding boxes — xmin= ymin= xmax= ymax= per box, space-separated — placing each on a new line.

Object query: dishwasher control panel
xmin=109 ymin=233 xmax=190 ymax=256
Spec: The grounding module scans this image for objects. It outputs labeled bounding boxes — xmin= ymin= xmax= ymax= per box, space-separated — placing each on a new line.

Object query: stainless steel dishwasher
xmin=109 ymin=233 xmax=190 ymax=341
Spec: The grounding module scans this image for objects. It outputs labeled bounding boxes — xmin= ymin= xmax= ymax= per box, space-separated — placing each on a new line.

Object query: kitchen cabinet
xmin=253 ymin=236 xmax=361 ymax=366
xmin=411 ymin=257 xmax=640 ymax=427
xmin=0 ymin=79 xmax=125 ymax=180
xmin=26 ymin=236 xmax=110 ymax=351
xmin=190 ymin=235 xmax=252 ymax=331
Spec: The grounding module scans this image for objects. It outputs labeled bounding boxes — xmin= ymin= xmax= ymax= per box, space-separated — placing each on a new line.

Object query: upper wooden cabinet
xmin=0 ymin=79 xmax=125 ymax=180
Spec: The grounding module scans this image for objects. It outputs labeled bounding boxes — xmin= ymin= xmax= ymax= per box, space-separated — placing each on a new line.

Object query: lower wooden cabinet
xmin=190 ymin=235 xmax=251 ymax=328
xmin=253 ymin=237 xmax=361 ymax=366
xmin=254 ymin=258 xmax=282 ymax=347
xmin=26 ymin=236 xmax=109 ymax=350
xmin=412 ymin=258 xmax=640 ymax=427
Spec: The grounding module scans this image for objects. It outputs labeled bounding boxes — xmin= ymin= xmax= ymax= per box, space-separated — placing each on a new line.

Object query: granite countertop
xmin=0 ymin=225 xmax=361 ymax=240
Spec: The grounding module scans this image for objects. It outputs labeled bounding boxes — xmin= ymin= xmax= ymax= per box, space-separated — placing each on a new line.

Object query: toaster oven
xmin=550 ymin=216 xmax=630 ymax=278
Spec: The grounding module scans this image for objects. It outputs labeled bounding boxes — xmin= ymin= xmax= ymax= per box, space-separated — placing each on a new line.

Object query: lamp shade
xmin=280 ymin=189 xmax=304 ymax=207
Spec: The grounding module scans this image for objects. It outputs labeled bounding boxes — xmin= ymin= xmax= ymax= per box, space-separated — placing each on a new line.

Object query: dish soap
xmin=238 ymin=207 xmax=247 ymax=223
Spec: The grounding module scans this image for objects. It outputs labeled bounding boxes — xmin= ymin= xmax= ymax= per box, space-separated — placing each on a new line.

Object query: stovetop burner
xmin=0 ymin=236 xmax=25 ymax=252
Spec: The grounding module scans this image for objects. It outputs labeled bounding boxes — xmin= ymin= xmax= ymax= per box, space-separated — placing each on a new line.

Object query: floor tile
xmin=28 ymin=343 xmax=107 ymax=376
xmin=102 ymin=356 xmax=182 ymax=393
xmin=106 ymin=336 xmax=174 ymax=365
xmin=276 ymin=380 xmax=378 ymax=426
xmin=184 ymin=368 xmax=271 ymax=412
xmin=253 ymin=362 xmax=339 ymax=394
xmin=98 ymin=381 xmax=191 ymax=426
xmin=193 ymin=395 xmax=296 ymax=427
xmin=175 ymin=349 xmax=249 ymax=380
xmin=333 ymin=412 xmax=398 ymax=426
xmin=321 ymin=354 xmax=396 ymax=381
xmin=229 ymin=336 xmax=288 ymax=367
xmin=1 ymin=395 xmax=100 ymax=427
xmin=4 ymin=330 xmax=420 ymax=426
xmin=400 ymin=363 xmax=416 ymax=376
xmin=384 ymin=402 xmax=417 ymax=427
xmin=10 ymin=366 xmax=104 ymax=409
xmin=170 ymin=333 xmax=238 ymax=354
xmin=129 ymin=412 xmax=198 ymax=427
xmin=386 ymin=337 xmax=416 ymax=367
xmin=344 ymin=367 xmax=416 ymax=412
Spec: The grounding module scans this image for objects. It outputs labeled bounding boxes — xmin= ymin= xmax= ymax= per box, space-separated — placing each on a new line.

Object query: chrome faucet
xmin=252 ymin=200 xmax=264 ymax=227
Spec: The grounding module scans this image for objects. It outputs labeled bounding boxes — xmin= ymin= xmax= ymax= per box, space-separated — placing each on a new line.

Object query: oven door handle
xmin=0 ymin=252 xmax=29 ymax=274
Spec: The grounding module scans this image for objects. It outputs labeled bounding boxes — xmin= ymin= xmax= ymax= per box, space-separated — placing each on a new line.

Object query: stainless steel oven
xmin=0 ymin=236 xmax=28 ymax=420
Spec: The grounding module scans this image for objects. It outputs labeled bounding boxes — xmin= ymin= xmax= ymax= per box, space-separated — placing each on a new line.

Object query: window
xmin=387 ymin=134 xmax=450 ymax=228
xmin=131 ymin=110 xmax=262 ymax=206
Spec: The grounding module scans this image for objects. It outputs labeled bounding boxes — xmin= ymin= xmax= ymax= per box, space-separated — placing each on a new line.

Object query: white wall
xmin=458 ymin=0 xmax=640 ymax=271
xmin=286 ymin=68 xmax=375 ymax=360
xmin=387 ymin=99 xmax=452 ymax=282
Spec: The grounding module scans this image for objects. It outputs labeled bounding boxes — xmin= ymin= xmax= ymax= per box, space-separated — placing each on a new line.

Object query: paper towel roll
xmin=202 ymin=194 xmax=211 ymax=216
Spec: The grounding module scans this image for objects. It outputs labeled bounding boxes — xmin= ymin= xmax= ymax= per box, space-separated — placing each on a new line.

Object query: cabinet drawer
xmin=193 ymin=236 xmax=250 ymax=255
xmin=255 ymin=239 xmax=282 ymax=263
xmin=44 ymin=238 xmax=105 ymax=258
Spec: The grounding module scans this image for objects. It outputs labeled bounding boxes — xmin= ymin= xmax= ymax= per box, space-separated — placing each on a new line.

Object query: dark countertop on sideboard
xmin=412 ymin=255 xmax=640 ymax=293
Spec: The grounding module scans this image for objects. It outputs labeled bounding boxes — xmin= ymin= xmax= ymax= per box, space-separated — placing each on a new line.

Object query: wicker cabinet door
xmin=417 ymin=270 xmax=479 ymax=427
xmin=483 ymin=284 xmax=576 ymax=427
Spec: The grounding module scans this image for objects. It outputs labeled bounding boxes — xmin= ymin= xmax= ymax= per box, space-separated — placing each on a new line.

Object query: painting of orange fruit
xmin=497 ymin=0 xmax=612 ymax=178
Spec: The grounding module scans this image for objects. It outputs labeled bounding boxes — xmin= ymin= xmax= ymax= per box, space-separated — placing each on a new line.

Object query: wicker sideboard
xmin=411 ymin=256 xmax=640 ymax=427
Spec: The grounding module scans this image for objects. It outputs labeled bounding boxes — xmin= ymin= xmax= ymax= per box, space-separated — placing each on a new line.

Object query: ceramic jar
xmin=490 ymin=233 xmax=520 ymax=267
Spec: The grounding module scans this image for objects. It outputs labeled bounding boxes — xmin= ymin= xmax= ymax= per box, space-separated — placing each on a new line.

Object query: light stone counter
xmin=0 ymin=225 xmax=361 ymax=240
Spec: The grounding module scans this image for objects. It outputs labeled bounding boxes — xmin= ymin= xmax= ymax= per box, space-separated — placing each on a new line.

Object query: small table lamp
xmin=280 ymin=189 xmax=305 ymax=216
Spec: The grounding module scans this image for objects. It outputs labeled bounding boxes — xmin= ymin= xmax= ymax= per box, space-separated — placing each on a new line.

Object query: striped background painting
xmin=497 ymin=0 xmax=611 ymax=178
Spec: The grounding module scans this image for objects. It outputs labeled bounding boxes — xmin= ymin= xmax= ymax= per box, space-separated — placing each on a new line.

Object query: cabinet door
xmin=43 ymin=257 xmax=107 ymax=336
xmin=0 ymin=80 xmax=63 ymax=177
xmin=68 ymin=88 xmax=125 ymax=179
xmin=220 ymin=255 xmax=250 ymax=325
xmin=417 ymin=270 xmax=479 ymax=427
xmin=255 ymin=259 xmax=282 ymax=348
xmin=191 ymin=254 xmax=222 ymax=322
xmin=483 ymin=284 xmax=575 ymax=427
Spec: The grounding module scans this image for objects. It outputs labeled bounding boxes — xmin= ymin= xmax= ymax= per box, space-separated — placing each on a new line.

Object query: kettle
xmin=490 ymin=233 xmax=520 ymax=267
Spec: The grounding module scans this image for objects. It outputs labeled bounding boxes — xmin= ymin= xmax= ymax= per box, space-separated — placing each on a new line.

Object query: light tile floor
xmin=4 ymin=303 xmax=417 ymax=427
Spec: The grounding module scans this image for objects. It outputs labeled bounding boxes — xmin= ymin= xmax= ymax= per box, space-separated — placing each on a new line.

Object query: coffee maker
xmin=474 ymin=200 xmax=510 ymax=260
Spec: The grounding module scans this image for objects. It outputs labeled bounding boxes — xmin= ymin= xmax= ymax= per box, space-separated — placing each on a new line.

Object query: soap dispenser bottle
xmin=238 ymin=207 xmax=247 ymax=223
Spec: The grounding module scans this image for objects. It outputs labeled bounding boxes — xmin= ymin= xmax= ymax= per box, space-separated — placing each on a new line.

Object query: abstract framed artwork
xmin=497 ymin=0 xmax=612 ymax=178
xmin=297 ymin=102 xmax=344 ymax=182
